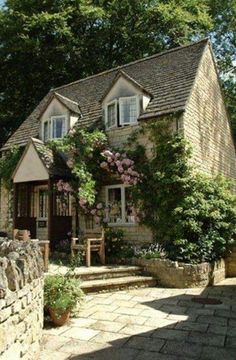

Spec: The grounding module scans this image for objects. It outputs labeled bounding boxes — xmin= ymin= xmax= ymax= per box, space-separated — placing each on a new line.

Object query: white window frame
xmin=119 ymin=95 xmax=139 ymax=126
xmin=105 ymin=100 xmax=117 ymax=130
xmin=105 ymin=184 xmax=136 ymax=226
xmin=37 ymin=186 xmax=48 ymax=221
xmin=42 ymin=119 xmax=50 ymax=142
xmin=51 ymin=115 xmax=67 ymax=139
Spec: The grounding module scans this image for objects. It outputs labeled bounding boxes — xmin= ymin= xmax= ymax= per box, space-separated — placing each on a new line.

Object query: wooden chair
xmin=71 ymin=228 xmax=105 ymax=267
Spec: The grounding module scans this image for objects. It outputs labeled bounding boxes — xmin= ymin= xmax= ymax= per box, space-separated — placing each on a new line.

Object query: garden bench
xmin=71 ymin=228 xmax=105 ymax=267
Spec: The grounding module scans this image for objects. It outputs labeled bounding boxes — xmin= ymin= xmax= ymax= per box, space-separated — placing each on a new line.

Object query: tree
xmin=0 ymin=0 xmax=213 ymax=146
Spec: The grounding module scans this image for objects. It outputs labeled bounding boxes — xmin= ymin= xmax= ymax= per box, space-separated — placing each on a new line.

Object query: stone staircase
xmin=49 ymin=264 xmax=157 ymax=293
xmin=80 ymin=266 xmax=157 ymax=293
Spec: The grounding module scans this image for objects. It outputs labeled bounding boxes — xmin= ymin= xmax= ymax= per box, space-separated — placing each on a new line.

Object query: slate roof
xmin=31 ymin=138 xmax=71 ymax=178
xmin=2 ymin=39 xmax=209 ymax=150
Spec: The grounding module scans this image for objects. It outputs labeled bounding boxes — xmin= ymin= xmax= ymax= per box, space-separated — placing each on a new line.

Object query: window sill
xmin=108 ymin=223 xmax=138 ymax=227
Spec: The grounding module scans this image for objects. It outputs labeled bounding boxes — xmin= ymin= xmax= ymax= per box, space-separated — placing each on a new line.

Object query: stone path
xmin=40 ymin=278 xmax=236 ymax=360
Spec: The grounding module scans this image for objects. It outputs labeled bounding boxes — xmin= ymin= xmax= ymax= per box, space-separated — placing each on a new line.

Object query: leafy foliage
xmin=0 ymin=146 xmax=23 ymax=189
xmin=132 ymin=119 xmax=236 ymax=263
xmin=44 ymin=274 xmax=84 ymax=316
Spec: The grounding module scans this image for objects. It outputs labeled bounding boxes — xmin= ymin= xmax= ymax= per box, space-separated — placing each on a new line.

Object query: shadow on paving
xmin=68 ymin=281 xmax=236 ymax=360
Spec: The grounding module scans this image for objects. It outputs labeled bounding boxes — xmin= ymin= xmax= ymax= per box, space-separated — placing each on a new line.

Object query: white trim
xmin=105 ymin=184 xmax=135 ymax=226
xmin=119 ymin=95 xmax=139 ymax=126
xmin=42 ymin=119 xmax=50 ymax=142
xmin=105 ymin=100 xmax=117 ymax=129
xmin=50 ymin=115 xmax=68 ymax=139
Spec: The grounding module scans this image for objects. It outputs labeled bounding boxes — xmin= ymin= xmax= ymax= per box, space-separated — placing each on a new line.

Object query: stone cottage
xmin=0 ymin=38 xmax=236 ymax=248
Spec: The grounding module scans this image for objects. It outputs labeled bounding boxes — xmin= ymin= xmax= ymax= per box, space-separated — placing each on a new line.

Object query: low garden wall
xmin=0 ymin=240 xmax=44 ymax=360
xmin=128 ymin=257 xmax=226 ymax=288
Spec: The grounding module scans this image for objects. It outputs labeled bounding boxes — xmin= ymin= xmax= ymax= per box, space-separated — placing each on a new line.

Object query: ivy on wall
xmin=0 ymin=146 xmax=23 ymax=190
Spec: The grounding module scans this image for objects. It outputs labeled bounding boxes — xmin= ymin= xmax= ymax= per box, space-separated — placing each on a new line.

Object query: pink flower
xmin=100 ymin=162 xmax=108 ymax=169
xmin=97 ymin=203 xmax=103 ymax=209
xmin=64 ymin=182 xmax=72 ymax=192
xmin=95 ymin=216 xmax=101 ymax=224
xmin=107 ymin=157 xmax=113 ymax=163
xmin=91 ymin=209 xmax=97 ymax=215
xmin=118 ymin=166 xmax=124 ymax=173
xmin=115 ymin=160 xmax=121 ymax=167
xmin=115 ymin=153 xmax=120 ymax=158
xmin=103 ymin=150 xmax=113 ymax=157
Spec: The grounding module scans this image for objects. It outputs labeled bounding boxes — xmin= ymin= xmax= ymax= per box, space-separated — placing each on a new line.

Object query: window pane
xmin=43 ymin=121 xmax=49 ymax=142
xmin=108 ymin=188 xmax=122 ymax=223
xmin=107 ymin=103 xmax=116 ymax=128
xmin=39 ymin=190 xmax=48 ymax=218
xmin=52 ymin=117 xmax=66 ymax=138
xmin=120 ymin=97 xmax=138 ymax=124
xmin=125 ymin=188 xmax=136 ymax=223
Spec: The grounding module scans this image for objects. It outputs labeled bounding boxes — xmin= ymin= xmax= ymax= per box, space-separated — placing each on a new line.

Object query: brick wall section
xmin=183 ymin=45 xmax=236 ymax=181
xmin=0 ymin=241 xmax=44 ymax=360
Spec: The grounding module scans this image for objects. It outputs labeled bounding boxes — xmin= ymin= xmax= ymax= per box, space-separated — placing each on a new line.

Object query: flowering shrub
xmin=100 ymin=150 xmax=140 ymax=185
xmin=134 ymin=243 xmax=166 ymax=260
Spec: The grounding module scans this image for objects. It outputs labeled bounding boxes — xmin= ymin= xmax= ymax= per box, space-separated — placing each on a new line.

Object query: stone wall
xmin=129 ymin=257 xmax=226 ymax=288
xmin=0 ymin=182 xmax=12 ymax=235
xmin=183 ymin=44 xmax=236 ymax=182
xmin=0 ymin=240 xmax=44 ymax=360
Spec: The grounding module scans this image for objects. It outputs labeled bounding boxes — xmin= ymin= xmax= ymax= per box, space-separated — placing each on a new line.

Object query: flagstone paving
xmin=40 ymin=277 xmax=236 ymax=360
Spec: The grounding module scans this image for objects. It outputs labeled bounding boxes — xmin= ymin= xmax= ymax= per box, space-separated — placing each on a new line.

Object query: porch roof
xmin=13 ymin=138 xmax=71 ymax=183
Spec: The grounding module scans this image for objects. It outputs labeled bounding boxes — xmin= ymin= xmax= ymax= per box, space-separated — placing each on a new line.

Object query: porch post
xmin=13 ymin=183 xmax=18 ymax=234
xmin=48 ymin=179 xmax=53 ymax=247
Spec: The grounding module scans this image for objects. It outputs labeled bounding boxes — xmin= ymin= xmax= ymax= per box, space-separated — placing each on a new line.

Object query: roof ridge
xmin=53 ymin=38 xmax=209 ymax=92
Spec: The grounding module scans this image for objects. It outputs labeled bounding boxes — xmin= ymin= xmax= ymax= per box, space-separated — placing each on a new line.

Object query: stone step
xmin=80 ymin=275 xmax=157 ymax=293
xmin=74 ymin=266 xmax=143 ymax=281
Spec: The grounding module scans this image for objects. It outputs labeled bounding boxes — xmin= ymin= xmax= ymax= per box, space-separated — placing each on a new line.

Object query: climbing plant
xmin=0 ymin=146 xmax=23 ymax=190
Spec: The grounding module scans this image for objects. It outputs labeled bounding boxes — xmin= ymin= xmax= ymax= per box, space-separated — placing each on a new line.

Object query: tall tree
xmin=0 ymin=0 xmax=234 ymax=147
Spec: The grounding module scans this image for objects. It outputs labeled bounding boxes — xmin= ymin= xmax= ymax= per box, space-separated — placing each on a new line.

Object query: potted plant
xmin=44 ymin=273 xmax=83 ymax=326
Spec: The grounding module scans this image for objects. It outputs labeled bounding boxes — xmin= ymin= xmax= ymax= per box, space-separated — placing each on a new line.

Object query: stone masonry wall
xmin=0 ymin=240 xmax=44 ymax=360
xmin=129 ymin=257 xmax=226 ymax=288
xmin=183 ymin=44 xmax=236 ymax=182
xmin=0 ymin=182 xmax=12 ymax=235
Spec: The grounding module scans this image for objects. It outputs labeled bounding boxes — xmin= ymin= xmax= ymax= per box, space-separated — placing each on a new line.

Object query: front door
xmin=36 ymin=186 xmax=48 ymax=240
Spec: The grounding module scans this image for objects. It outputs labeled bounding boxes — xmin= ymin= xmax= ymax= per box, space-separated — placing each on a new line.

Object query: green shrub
xmin=44 ymin=274 xmax=84 ymax=316
xmin=105 ymin=228 xmax=134 ymax=259
xmin=132 ymin=118 xmax=236 ymax=264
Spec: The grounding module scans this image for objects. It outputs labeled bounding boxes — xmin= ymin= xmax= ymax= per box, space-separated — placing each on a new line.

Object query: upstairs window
xmin=105 ymin=100 xmax=117 ymax=129
xmin=105 ymin=96 xmax=139 ymax=129
xmin=51 ymin=115 xmax=67 ymax=139
xmin=119 ymin=96 xmax=139 ymax=125
xmin=43 ymin=121 xmax=49 ymax=142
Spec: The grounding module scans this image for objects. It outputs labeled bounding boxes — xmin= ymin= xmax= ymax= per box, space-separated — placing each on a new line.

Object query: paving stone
xmin=41 ymin=335 xmax=71 ymax=351
xmin=135 ymin=351 xmax=180 ymax=360
xmin=161 ymin=340 xmax=203 ymax=358
xmin=120 ymin=324 xmax=155 ymax=336
xmin=62 ymin=327 xmax=99 ymax=341
xmin=196 ymin=315 xmax=228 ymax=325
xmin=225 ymin=336 xmax=236 ymax=348
xmin=152 ymin=328 xmax=189 ymax=341
xmin=226 ymin=327 xmax=236 ymax=336
xmin=114 ymin=306 xmax=144 ymax=316
xmin=90 ymin=320 xmax=125 ymax=332
xmin=200 ymin=345 xmax=236 ymax=360
xmin=141 ymin=309 xmax=168 ymax=319
xmin=70 ymin=318 xmax=97 ymax=328
xmin=39 ymin=350 xmax=71 ymax=360
xmin=160 ymin=305 xmax=188 ymax=315
xmin=215 ymin=310 xmax=236 ymax=319
xmin=125 ymin=335 xmax=165 ymax=352
xmin=175 ymin=321 xmax=208 ymax=332
xmin=144 ymin=317 xmax=176 ymax=328
xmin=187 ymin=331 xmax=225 ymax=346
xmin=116 ymin=314 xmax=148 ymax=325
xmin=59 ymin=339 xmax=112 ymax=355
xmin=207 ymin=324 xmax=228 ymax=335
xmin=90 ymin=311 xmax=119 ymax=321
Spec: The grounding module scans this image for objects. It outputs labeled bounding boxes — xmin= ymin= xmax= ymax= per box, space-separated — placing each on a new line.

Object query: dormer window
xmin=51 ymin=115 xmax=67 ymax=139
xmin=119 ymin=96 xmax=139 ymax=125
xmin=105 ymin=96 xmax=139 ymax=130
xmin=42 ymin=115 xmax=67 ymax=142
xmin=106 ymin=100 xmax=117 ymax=129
